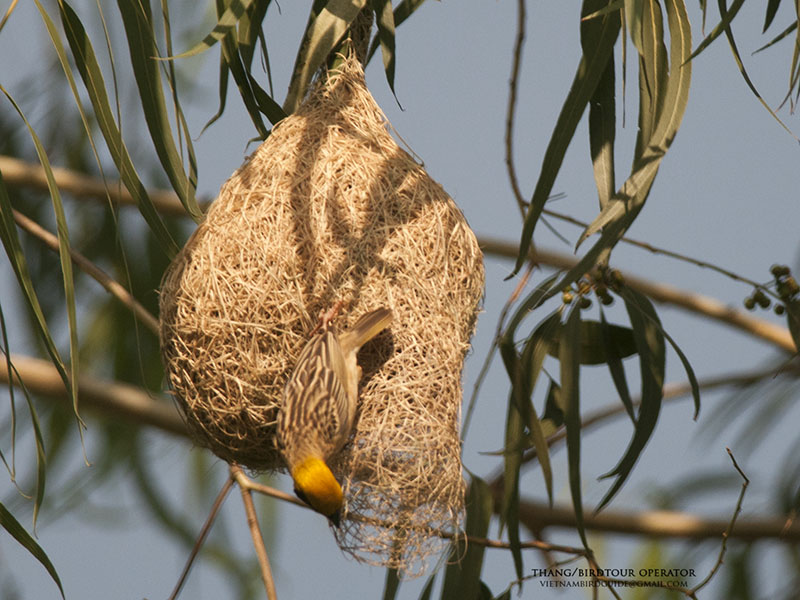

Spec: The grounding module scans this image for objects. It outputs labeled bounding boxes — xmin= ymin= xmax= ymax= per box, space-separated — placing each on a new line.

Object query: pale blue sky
xmin=1 ymin=1 xmax=799 ymax=598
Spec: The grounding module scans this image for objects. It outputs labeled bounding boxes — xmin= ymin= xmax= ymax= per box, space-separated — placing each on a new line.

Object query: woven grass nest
xmin=159 ymin=54 xmax=484 ymax=574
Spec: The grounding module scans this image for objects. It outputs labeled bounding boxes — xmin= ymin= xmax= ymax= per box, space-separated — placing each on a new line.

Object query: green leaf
xmin=117 ymin=0 xmax=202 ymax=221
xmin=684 ymin=0 xmax=745 ymax=63
xmin=57 ymin=0 xmax=178 ymax=257
xmin=518 ymin=313 xmax=561 ymax=504
xmin=0 ymin=87 xmax=84 ymax=439
xmin=559 ymin=305 xmax=588 ymax=547
xmin=544 ymin=319 xmax=638 ymax=365
xmin=512 ymin=0 xmax=620 ymax=276
xmin=763 ymin=0 xmax=783 ymax=32
xmin=715 ymin=0 xmax=798 ymax=140
xmin=0 ymin=503 xmax=64 ymax=598
xmin=753 ymin=21 xmax=798 ymax=54
xmin=600 ymin=308 xmax=635 ymax=421
xmin=0 ymin=166 xmax=79 ymax=434
xmin=418 ymin=572 xmax=436 ymax=600
xmin=586 ymin=17 xmax=616 ymax=211
xmin=542 ymin=380 xmax=564 ymax=431
xmin=366 ymin=0 xmax=428 ymax=63
xmin=284 ymin=0 xmax=368 ymax=114
xmin=500 ymin=398 xmax=524 ymax=579
xmin=167 ymin=0 xmax=255 ymax=59
xmin=370 ymin=0 xmax=398 ymax=97
xmin=597 ymin=287 xmax=665 ymax=511
xmin=441 ymin=476 xmax=493 ymax=600
xmin=382 ymin=567 xmax=401 ymax=600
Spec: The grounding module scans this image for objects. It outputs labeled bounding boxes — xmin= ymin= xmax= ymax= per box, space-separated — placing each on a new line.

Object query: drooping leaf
xmin=167 ymin=0 xmax=256 ymax=59
xmin=441 ymin=476 xmax=493 ymax=600
xmin=382 ymin=567 xmax=401 ymax=600
xmin=542 ymin=380 xmax=564 ymax=431
xmin=499 ymin=397 xmax=524 ymax=579
xmin=1 ymin=88 xmax=84 ymax=440
xmin=117 ymin=0 xmax=202 ymax=221
xmin=716 ymin=0 xmax=798 ymax=139
xmin=763 ymin=0 xmax=783 ymax=32
xmin=586 ymin=15 xmax=616 ymax=211
xmin=57 ymin=0 xmax=178 ymax=256
xmin=544 ymin=319 xmax=638 ymax=365
xmin=753 ymin=21 xmax=797 ymax=54
xmin=684 ymin=0 xmax=745 ymax=63
xmin=559 ymin=304 xmax=588 ymax=547
xmin=597 ymin=287 xmax=665 ymax=511
xmin=600 ymin=308 xmax=635 ymax=421
xmin=370 ymin=0 xmax=398 ymax=97
xmin=0 ymin=503 xmax=64 ymax=598
xmin=284 ymin=0 xmax=368 ymax=114
xmin=418 ymin=572 xmax=436 ymax=600
xmin=511 ymin=0 xmax=620 ymax=277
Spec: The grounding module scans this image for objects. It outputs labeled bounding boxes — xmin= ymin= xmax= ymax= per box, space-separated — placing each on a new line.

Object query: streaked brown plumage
xmin=278 ymin=307 xmax=393 ymax=524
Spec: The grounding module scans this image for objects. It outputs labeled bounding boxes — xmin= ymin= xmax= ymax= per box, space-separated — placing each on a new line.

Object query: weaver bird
xmin=278 ymin=306 xmax=393 ymax=525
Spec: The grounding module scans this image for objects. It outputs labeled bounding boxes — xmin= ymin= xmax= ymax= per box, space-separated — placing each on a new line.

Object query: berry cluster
xmin=561 ymin=266 xmax=624 ymax=309
xmin=743 ymin=264 xmax=799 ymax=315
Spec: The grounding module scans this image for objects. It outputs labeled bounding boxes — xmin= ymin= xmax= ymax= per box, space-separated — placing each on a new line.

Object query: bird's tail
xmin=339 ymin=307 xmax=393 ymax=352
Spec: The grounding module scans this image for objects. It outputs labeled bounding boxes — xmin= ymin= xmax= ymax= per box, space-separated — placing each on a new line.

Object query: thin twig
xmin=478 ymin=239 xmax=796 ymax=353
xmin=505 ymin=0 xmax=528 ymax=216
xmin=231 ymin=465 xmax=278 ymax=600
xmin=0 ymin=353 xmax=187 ymax=436
xmin=540 ymin=207 xmax=768 ymax=291
xmin=168 ymin=476 xmax=235 ymax=600
xmin=12 ymin=209 xmax=159 ymax=334
xmin=690 ymin=448 xmax=750 ymax=595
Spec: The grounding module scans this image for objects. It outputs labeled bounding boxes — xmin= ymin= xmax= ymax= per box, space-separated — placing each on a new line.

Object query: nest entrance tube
xmin=159 ymin=55 xmax=484 ymax=575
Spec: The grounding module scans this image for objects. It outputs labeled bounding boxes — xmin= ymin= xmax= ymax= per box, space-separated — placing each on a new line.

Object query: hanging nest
xmin=159 ymin=54 xmax=484 ymax=574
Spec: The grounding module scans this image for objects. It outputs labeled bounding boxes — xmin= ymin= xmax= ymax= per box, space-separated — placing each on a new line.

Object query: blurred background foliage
xmin=0 ymin=1 xmax=799 ymax=599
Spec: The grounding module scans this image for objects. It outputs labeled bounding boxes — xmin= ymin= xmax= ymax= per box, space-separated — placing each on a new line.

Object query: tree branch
xmin=3 ymin=155 xmax=794 ymax=353
xmin=12 ymin=209 xmax=159 ymax=334
xmin=479 ymin=238 xmax=796 ymax=354
xmin=0 ymin=353 xmax=187 ymax=437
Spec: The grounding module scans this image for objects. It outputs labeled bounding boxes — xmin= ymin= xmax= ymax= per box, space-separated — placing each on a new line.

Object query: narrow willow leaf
xmin=599 ymin=309 xmax=635 ymax=421
xmin=559 ymin=305 xmax=588 ymax=547
xmin=418 ymin=572 xmax=436 ymax=600
xmin=597 ymin=287 xmax=665 ymax=511
xmin=511 ymin=0 xmax=620 ymax=276
xmin=284 ymin=0 xmax=368 ymax=114
xmin=576 ymin=0 xmax=691 ymax=249
xmin=500 ymin=399 xmax=524 ymax=579
xmin=545 ymin=319 xmax=637 ymax=365
xmin=1 ymin=87 xmax=83 ymax=434
xmin=366 ymin=0 xmax=428 ymax=63
xmin=542 ymin=380 xmax=564 ymax=431
xmin=370 ymin=0 xmax=397 ymax=97
xmin=58 ymin=0 xmax=178 ymax=256
xmin=502 ymin=273 xmax=562 ymax=337
xmin=441 ymin=476 xmax=493 ymax=600
xmin=763 ymin=0 xmax=783 ymax=32
xmin=167 ymin=0 xmax=255 ymax=59
xmin=238 ymin=0 xmax=271 ymax=70
xmin=716 ymin=0 xmax=798 ymax=140
xmin=117 ymin=0 xmax=202 ymax=221
xmin=582 ymin=0 xmax=623 ymax=22
xmin=753 ymin=21 xmax=797 ymax=54
xmin=518 ymin=312 xmax=562 ymax=504
xmin=684 ymin=0 xmax=745 ymax=63
xmin=636 ymin=0 xmax=668 ymax=156
xmin=585 ymin=0 xmax=617 ymax=211
xmin=382 ymin=567 xmax=400 ymax=600
xmin=0 ymin=503 xmax=64 ymax=598
xmin=0 ymin=168 xmax=77 ymax=436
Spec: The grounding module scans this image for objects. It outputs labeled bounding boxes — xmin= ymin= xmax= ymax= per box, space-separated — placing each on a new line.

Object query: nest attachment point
xmin=159 ymin=54 xmax=484 ymax=575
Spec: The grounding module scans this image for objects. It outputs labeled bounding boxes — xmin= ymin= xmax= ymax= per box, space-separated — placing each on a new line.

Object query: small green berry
xmin=744 ymin=297 xmax=756 ymax=310
xmin=775 ymin=304 xmax=785 ymax=315
xmin=770 ymin=264 xmax=791 ymax=278
xmin=579 ymin=296 xmax=592 ymax=309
